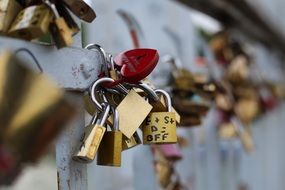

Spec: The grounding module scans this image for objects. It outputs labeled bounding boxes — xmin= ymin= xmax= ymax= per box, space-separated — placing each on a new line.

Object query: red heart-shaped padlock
xmin=114 ymin=48 xmax=159 ymax=83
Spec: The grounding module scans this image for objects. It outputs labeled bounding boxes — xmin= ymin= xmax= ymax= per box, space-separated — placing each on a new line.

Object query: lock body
xmin=49 ymin=17 xmax=73 ymax=48
xmin=142 ymin=112 xmax=177 ymax=144
xmin=62 ymin=0 xmax=96 ymax=22
xmin=117 ymin=89 xmax=152 ymax=138
xmin=122 ymin=132 xmax=141 ymax=150
xmin=73 ymin=124 xmax=106 ymax=163
xmin=0 ymin=0 xmax=22 ymax=33
xmin=8 ymin=4 xmax=53 ymax=40
xmin=97 ymin=131 xmax=122 ymax=167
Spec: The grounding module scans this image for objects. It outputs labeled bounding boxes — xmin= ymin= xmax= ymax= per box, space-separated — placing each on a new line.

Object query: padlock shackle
xmin=85 ymin=44 xmax=109 ymax=77
xmin=90 ymin=77 xmax=129 ymax=111
xmin=125 ymin=82 xmax=159 ymax=102
xmin=155 ymin=89 xmax=172 ymax=112
xmin=98 ymin=103 xmax=111 ymax=126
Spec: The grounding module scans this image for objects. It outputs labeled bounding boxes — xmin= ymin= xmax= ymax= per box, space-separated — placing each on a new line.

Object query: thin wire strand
xmin=14 ymin=48 xmax=43 ymax=73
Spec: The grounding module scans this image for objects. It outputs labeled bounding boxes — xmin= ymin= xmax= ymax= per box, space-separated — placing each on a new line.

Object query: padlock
xmin=142 ymin=89 xmax=177 ymax=144
xmin=87 ymin=77 xmax=152 ymax=138
xmin=97 ymin=107 xmax=123 ymax=167
xmin=155 ymin=144 xmax=182 ymax=161
xmin=122 ymin=131 xmax=141 ymax=151
xmin=61 ymin=0 xmax=96 ymax=22
xmin=113 ymin=48 xmax=159 ymax=84
xmin=172 ymin=68 xmax=196 ymax=91
xmin=179 ymin=114 xmax=202 ymax=127
xmin=172 ymin=96 xmax=210 ymax=116
xmin=73 ymin=103 xmax=110 ymax=163
xmin=55 ymin=2 xmax=80 ymax=35
xmin=143 ymin=84 xmax=180 ymax=124
xmin=8 ymin=4 xmax=53 ymax=40
xmin=0 ymin=50 xmax=75 ymax=162
xmin=0 ymin=0 xmax=22 ymax=34
xmin=116 ymin=89 xmax=153 ymax=138
xmin=46 ymin=0 xmax=73 ymax=49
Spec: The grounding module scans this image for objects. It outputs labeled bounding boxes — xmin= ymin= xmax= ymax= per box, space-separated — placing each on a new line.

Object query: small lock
xmin=61 ymin=0 xmax=96 ymax=23
xmin=55 ymin=2 xmax=80 ymax=35
xmin=45 ymin=0 xmax=73 ymax=49
xmin=122 ymin=131 xmax=141 ymax=151
xmin=0 ymin=0 xmax=22 ymax=34
xmin=73 ymin=104 xmax=110 ymax=163
xmin=8 ymin=4 xmax=53 ymax=40
xmin=97 ymin=107 xmax=123 ymax=167
xmin=142 ymin=89 xmax=177 ymax=144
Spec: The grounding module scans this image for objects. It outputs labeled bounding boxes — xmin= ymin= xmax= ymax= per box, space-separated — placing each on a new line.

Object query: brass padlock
xmin=142 ymin=89 xmax=177 ymax=144
xmin=122 ymin=131 xmax=141 ymax=151
xmin=73 ymin=104 xmax=110 ymax=163
xmin=116 ymin=89 xmax=153 ymax=139
xmin=62 ymin=0 xmax=96 ymax=22
xmin=55 ymin=2 xmax=80 ymax=35
xmin=97 ymin=107 xmax=123 ymax=167
xmin=0 ymin=0 xmax=22 ymax=34
xmin=45 ymin=1 xmax=73 ymax=49
xmin=172 ymin=68 xmax=195 ymax=91
xmin=0 ymin=50 xmax=75 ymax=162
xmin=8 ymin=4 xmax=53 ymax=40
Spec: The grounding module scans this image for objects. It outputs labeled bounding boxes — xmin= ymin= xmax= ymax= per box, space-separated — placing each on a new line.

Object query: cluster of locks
xmin=73 ymin=44 xmax=179 ymax=166
xmin=1 ymin=0 xmax=96 ymax=48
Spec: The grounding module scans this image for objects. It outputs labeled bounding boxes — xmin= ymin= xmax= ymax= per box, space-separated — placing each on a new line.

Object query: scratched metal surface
xmin=0 ymin=36 xmax=101 ymax=91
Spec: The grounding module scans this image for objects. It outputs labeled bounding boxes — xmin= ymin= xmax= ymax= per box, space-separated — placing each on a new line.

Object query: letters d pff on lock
xmin=142 ymin=89 xmax=177 ymax=144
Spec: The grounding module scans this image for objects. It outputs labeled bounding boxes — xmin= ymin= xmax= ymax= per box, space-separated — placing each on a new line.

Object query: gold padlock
xmin=73 ymin=103 xmax=110 ymax=163
xmin=122 ymin=131 xmax=141 ymax=151
xmin=62 ymin=0 xmax=96 ymax=22
xmin=0 ymin=50 xmax=76 ymax=162
xmin=0 ymin=0 xmax=22 ymax=34
xmin=142 ymin=89 xmax=177 ymax=144
xmin=172 ymin=68 xmax=195 ymax=91
xmin=46 ymin=1 xmax=73 ymax=49
xmin=55 ymin=2 xmax=80 ymax=35
xmin=116 ymin=89 xmax=153 ymax=138
xmin=149 ymin=89 xmax=180 ymax=124
xmin=97 ymin=107 xmax=123 ymax=167
xmin=8 ymin=4 xmax=53 ymax=40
